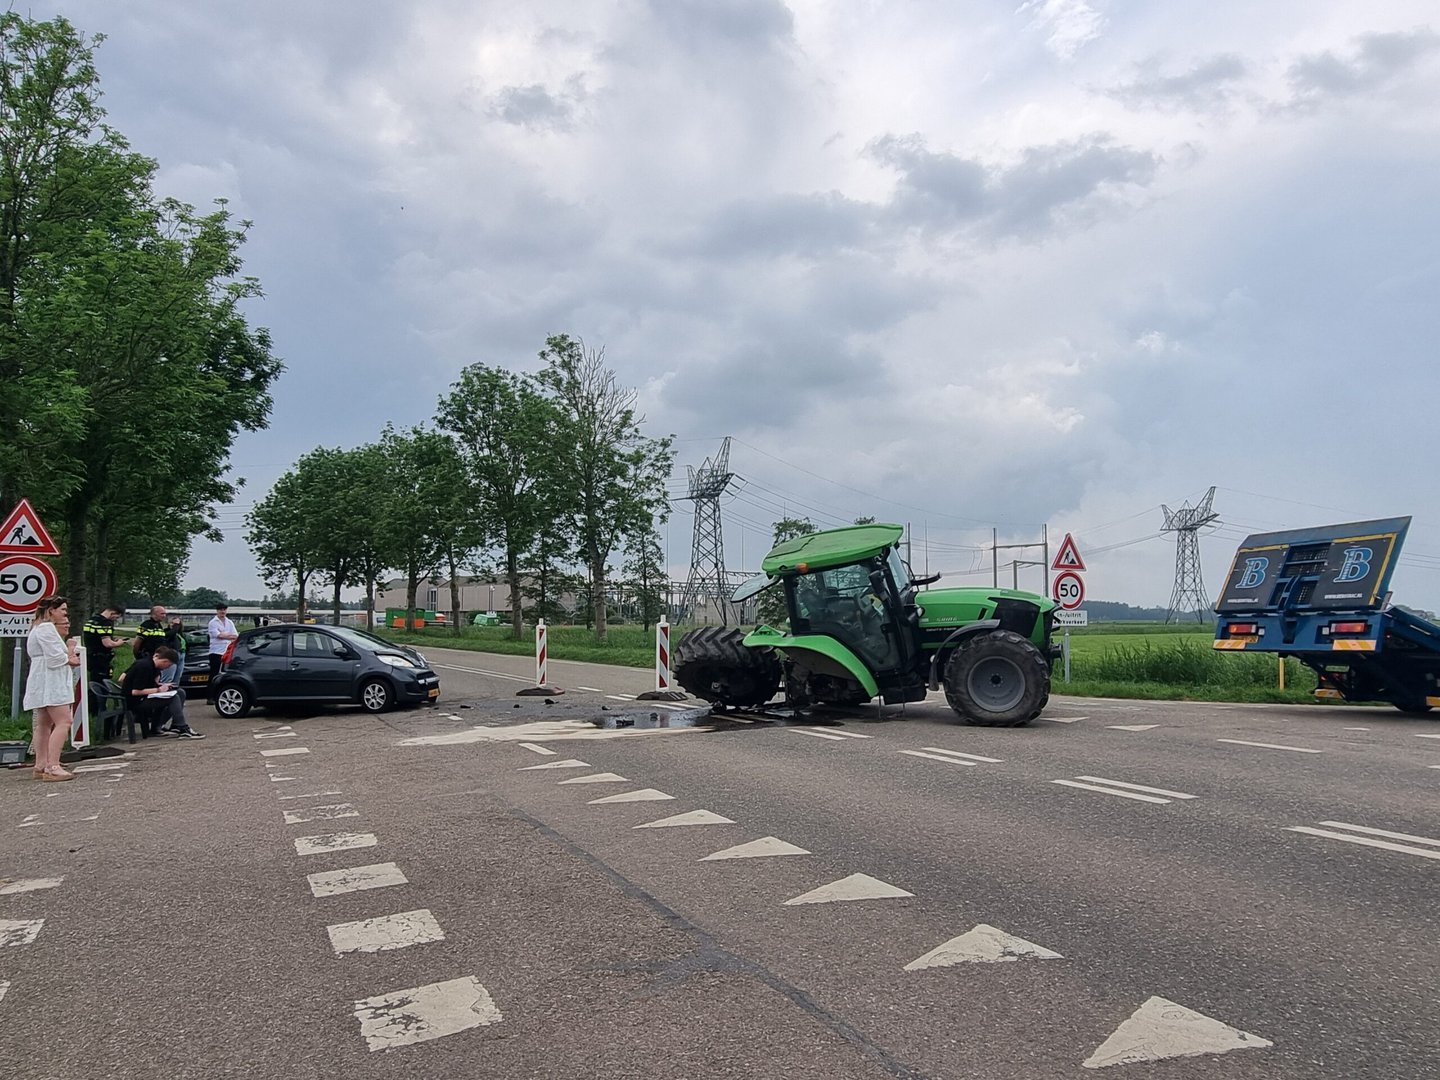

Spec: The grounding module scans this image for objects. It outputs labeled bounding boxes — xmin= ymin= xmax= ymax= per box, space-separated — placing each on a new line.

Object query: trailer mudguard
xmin=742 ymin=626 xmax=880 ymax=699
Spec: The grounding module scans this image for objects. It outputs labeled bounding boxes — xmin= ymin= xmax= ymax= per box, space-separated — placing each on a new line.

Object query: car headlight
xmin=377 ymin=654 xmax=416 ymax=669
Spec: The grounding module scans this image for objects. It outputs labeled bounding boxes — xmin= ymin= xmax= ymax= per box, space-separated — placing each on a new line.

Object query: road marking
xmin=899 ymin=750 xmax=977 ymax=766
xmin=702 ymin=836 xmax=810 ymax=860
xmin=792 ymin=730 xmax=849 ymax=741
xmin=806 ymin=728 xmax=873 ymax=739
xmin=1287 ymin=821 xmax=1440 ymax=861
xmin=1051 ymin=780 xmax=1170 ymax=805
xmin=557 ymin=772 xmax=629 ymax=784
xmin=433 ymin=662 xmax=530 ymax=684
xmin=1343 ymin=726 xmax=1371 ymax=731
xmin=649 ymin=702 xmax=692 ymax=711
xmin=519 ymin=743 xmax=557 ymax=756
xmin=1043 ymin=715 xmax=1087 ymax=723
xmin=0 ymin=919 xmax=45 ymax=947
xmin=634 ymin=810 xmax=735 ymax=828
xmin=520 ymin=759 xmax=590 ymax=770
xmin=269 ymin=776 xmax=299 ymax=782
xmin=294 ymin=832 xmax=379 ymax=857
xmin=1076 ymin=776 xmax=1198 ymax=800
xmin=1415 ymin=734 xmax=1440 ymax=740
xmin=72 ymin=761 xmax=129 ymax=772
xmin=253 ymin=732 xmax=297 ymax=740
xmin=605 ymin=694 xmax=637 ymax=701
xmin=0 ymin=878 xmax=63 ymax=895
xmin=1082 ymin=996 xmax=1272 ymax=1069
xmin=785 ymin=873 xmax=913 ymax=905
xmin=260 ymin=747 xmax=310 ymax=757
xmin=1217 ymin=738 xmax=1322 ymax=753
xmin=308 ymin=862 xmax=408 ymax=898
xmin=1107 ymin=724 xmax=1159 ymax=732
xmin=904 ymin=925 xmax=1063 ymax=970
xmin=353 ymin=975 xmax=502 ymax=1052
xmin=284 ymin=803 xmax=359 ymax=825
xmin=0 ymin=980 xmax=8 ymax=1004
xmin=18 ymin=813 xmax=99 ymax=828
xmin=328 ymin=909 xmax=444 ymax=955
xmin=922 ymin=747 xmax=1001 ymax=763
xmin=277 ymin=790 xmax=343 ymax=801
xmin=577 ymin=686 xmax=603 ymax=692
xmin=589 ymin=789 xmax=674 ymax=804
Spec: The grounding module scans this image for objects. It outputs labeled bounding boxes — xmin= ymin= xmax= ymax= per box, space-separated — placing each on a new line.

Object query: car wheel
xmin=360 ymin=677 xmax=394 ymax=713
xmin=214 ymin=683 xmax=252 ymax=719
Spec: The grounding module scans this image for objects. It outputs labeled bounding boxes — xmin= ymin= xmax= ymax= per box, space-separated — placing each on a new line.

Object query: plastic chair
xmin=89 ymin=679 xmax=127 ymax=741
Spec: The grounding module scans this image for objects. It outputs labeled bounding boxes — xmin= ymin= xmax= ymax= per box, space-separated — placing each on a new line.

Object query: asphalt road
xmin=2 ymin=648 xmax=1436 ymax=1079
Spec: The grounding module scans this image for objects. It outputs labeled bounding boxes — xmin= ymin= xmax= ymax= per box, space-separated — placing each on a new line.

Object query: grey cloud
xmin=1106 ymin=54 xmax=1249 ymax=113
xmin=868 ymin=133 xmax=1159 ymax=240
xmin=1286 ymin=27 xmax=1439 ymax=104
xmin=674 ymin=192 xmax=874 ymax=259
xmin=488 ymin=77 xmax=587 ymax=132
xmin=646 ymin=0 xmax=795 ymax=53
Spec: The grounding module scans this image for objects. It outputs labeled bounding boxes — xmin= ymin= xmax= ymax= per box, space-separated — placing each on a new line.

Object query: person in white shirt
xmin=24 ymin=596 xmax=82 ymax=781
xmin=206 ymin=602 xmax=240 ymax=703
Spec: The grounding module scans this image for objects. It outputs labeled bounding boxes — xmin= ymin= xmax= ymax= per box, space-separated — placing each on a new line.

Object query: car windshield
xmin=327 ymin=625 xmax=404 ymax=652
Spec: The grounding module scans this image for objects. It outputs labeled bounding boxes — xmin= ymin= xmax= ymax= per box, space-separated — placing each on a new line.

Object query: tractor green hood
xmin=762 ymin=523 xmax=904 ymax=576
xmin=918 ymin=586 xmax=1056 ymax=645
xmin=741 ymin=625 xmax=880 ymax=698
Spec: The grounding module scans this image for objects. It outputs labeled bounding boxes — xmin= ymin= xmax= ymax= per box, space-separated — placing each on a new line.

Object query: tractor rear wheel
xmin=674 ymin=627 xmax=782 ymax=708
xmin=943 ymin=630 xmax=1049 ymax=727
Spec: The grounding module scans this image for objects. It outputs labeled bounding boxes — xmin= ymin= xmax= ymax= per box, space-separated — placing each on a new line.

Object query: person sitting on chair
xmin=122 ymin=647 xmax=206 ymax=740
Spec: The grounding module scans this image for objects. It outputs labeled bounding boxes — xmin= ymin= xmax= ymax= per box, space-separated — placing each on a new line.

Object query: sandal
xmin=40 ymin=767 xmax=74 ymax=782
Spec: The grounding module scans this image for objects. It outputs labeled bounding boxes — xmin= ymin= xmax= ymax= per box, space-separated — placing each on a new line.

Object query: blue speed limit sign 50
xmin=0 ymin=554 xmax=57 ymax=614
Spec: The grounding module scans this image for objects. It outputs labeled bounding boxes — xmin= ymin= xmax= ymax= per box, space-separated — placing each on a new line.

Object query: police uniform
xmin=134 ymin=617 xmax=173 ymax=659
xmin=83 ymin=613 xmax=122 ymax=681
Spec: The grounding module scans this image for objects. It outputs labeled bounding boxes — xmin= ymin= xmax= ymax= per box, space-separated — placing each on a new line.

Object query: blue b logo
xmin=1335 ymin=547 xmax=1373 ymax=582
xmin=1237 ymin=557 xmax=1269 ymax=589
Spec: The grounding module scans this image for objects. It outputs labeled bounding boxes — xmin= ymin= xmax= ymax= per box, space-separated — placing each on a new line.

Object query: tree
xmin=376 ymin=426 xmax=451 ymax=631
xmin=343 ymin=442 xmax=397 ymax=628
xmin=534 ymin=335 xmax=674 ymax=643
xmin=623 ymin=527 xmax=668 ymax=631
xmin=246 ymin=470 xmax=318 ymax=620
xmin=520 ymin=531 xmax=581 ymax=625
xmin=436 ymin=364 xmax=563 ymax=639
xmin=758 ymin=516 xmax=815 ymax=628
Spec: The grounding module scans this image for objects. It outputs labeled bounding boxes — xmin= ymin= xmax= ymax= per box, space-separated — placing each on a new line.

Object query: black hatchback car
xmin=210 ymin=624 xmax=440 ymax=718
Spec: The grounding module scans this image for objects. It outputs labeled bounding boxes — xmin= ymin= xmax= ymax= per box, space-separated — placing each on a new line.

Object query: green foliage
xmin=623 ymin=527 xmax=667 ymax=630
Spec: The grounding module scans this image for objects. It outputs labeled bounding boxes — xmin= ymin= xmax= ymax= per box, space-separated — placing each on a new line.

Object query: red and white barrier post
xmin=638 ymin=618 xmax=686 ymax=701
xmin=516 ymin=618 xmax=562 ymax=696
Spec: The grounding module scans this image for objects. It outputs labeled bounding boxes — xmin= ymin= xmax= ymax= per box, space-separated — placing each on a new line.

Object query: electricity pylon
xmin=680 ymin=437 xmax=735 ymax=625
xmin=1162 ymin=486 xmax=1219 ymax=622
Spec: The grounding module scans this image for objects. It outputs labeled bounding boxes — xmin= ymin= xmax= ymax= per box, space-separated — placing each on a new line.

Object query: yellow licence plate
xmin=190 ymin=674 xmax=209 ymax=682
xmin=428 ymin=688 xmax=440 ymax=698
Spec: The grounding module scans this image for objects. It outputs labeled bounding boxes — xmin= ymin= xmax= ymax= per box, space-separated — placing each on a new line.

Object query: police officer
xmin=133 ymin=604 xmax=175 ymax=660
xmin=83 ymin=605 xmax=127 ymax=683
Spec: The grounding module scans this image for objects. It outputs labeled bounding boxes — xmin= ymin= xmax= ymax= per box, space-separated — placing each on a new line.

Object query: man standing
xmin=133 ymin=604 xmax=171 ymax=660
xmin=123 ymin=647 xmax=205 ymax=739
xmin=206 ymin=602 xmax=239 ymax=702
xmin=83 ymin=605 xmax=127 ymax=684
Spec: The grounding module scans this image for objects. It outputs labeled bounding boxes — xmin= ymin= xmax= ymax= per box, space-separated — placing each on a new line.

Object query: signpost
xmin=1051 ymin=534 xmax=1087 ymax=684
xmin=1 ymin=499 xmax=61 ymax=721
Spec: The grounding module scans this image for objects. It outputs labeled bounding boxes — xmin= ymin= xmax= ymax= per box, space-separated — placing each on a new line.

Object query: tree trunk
xmin=592 ymin=558 xmax=608 ymax=643
xmin=506 ymin=548 xmax=523 ymax=641
xmin=405 ymin=564 xmax=419 ymax=632
xmin=447 ymin=548 xmax=461 ymax=636
xmin=295 ymin=567 xmax=310 ymax=622
xmin=64 ymin=503 xmax=94 ymax=616
xmin=331 ymin=569 xmax=343 ymax=627
xmin=365 ymin=575 xmax=375 ymax=631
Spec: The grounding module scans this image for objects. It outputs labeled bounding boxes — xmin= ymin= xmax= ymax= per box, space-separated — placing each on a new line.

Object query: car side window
xmin=292 ymin=631 xmax=335 ymax=657
xmin=248 ymin=629 xmax=289 ymax=656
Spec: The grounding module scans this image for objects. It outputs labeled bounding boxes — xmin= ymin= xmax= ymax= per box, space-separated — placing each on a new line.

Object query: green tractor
xmin=674 ymin=523 xmax=1058 ymax=726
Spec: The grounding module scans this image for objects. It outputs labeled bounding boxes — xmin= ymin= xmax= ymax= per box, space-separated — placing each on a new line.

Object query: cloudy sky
xmin=37 ymin=0 xmax=1440 ymax=610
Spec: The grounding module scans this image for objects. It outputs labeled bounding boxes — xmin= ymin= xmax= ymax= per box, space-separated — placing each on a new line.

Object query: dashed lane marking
xmin=1107 ymin=724 xmax=1159 ymax=732
xmin=1416 ymin=734 xmax=1440 ymax=740
xmin=0 ymin=980 xmax=8 ymax=1004
xmin=634 ymin=810 xmax=734 ymax=828
xmin=577 ymin=686 xmax=603 ymax=692
xmin=588 ymin=789 xmax=674 ymax=804
xmin=519 ymin=743 xmax=556 ymax=756
xmin=0 ymin=919 xmax=45 ymax=947
xmin=792 ymin=730 xmax=850 ymax=742
xmin=921 ymin=747 xmax=1001 ymax=763
xmin=900 ymin=750 xmax=976 ymax=766
xmin=1052 ymin=779 xmax=1173 ymax=805
xmin=1082 ymin=996 xmax=1272 ymax=1069
xmin=0 ymin=878 xmax=63 ymax=895
xmin=269 ymin=776 xmax=299 ymax=782
xmin=18 ymin=814 xmax=99 ymax=828
xmin=294 ymin=832 xmax=379 ymax=857
xmin=702 ymin=836 xmax=810 ymax=860
xmin=558 ymin=772 xmax=628 ymax=785
xmin=253 ymin=732 xmax=297 ymax=740
xmin=784 ymin=873 xmax=913 ymax=906
xmin=1075 ymin=776 xmax=1198 ymax=800
xmin=605 ymin=694 xmax=637 ymax=701
xmin=1217 ymin=738 xmax=1322 ymax=754
xmin=1286 ymin=821 xmax=1440 ymax=861
xmin=353 ymin=975 xmax=502 ymax=1052
xmin=1043 ymin=716 xmax=1086 ymax=724
xmin=284 ymin=803 xmax=360 ymax=825
xmin=307 ymin=862 xmax=409 ymax=898
xmin=260 ymin=747 xmax=311 ymax=758
xmin=328 ymin=909 xmax=444 ymax=955
xmin=277 ymin=790 xmax=343 ymax=801
xmin=904 ymin=925 xmax=1063 ymax=970
xmin=432 ymin=662 xmax=530 ymax=684
xmin=72 ymin=761 xmax=128 ymax=772
xmin=520 ymin=759 xmax=590 ymax=770
xmin=1343 ymin=727 xmax=1371 ymax=731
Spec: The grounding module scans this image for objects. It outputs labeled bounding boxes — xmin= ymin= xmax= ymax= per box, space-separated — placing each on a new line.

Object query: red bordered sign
xmin=0 ymin=553 xmax=58 ymax=613
xmin=1052 ymin=570 xmax=1086 ymax=610
xmin=0 ymin=499 xmax=60 ymax=556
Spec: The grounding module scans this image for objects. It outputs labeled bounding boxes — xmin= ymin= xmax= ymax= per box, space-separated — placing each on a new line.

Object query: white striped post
xmin=535 ymin=618 xmax=548 ymax=688
xmin=655 ymin=620 xmax=672 ymax=693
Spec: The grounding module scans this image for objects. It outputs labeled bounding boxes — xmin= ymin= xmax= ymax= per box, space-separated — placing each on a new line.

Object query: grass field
xmin=388 ymin=620 xmax=1324 ymax=705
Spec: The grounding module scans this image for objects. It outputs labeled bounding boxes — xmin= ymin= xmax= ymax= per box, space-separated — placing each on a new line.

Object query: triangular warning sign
xmin=0 ymin=500 xmax=59 ymax=556
xmin=1081 ymin=996 xmax=1272 ymax=1069
xmin=1052 ymin=533 xmax=1085 ymax=571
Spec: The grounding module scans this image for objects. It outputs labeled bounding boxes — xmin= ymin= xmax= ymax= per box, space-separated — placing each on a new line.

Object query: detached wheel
xmin=214 ymin=683 xmax=252 ymax=719
xmin=360 ymin=678 xmax=394 ymax=713
xmin=674 ymin=627 xmax=781 ymax=707
xmin=1392 ymin=699 xmax=1433 ymax=716
xmin=943 ymin=630 xmax=1049 ymax=727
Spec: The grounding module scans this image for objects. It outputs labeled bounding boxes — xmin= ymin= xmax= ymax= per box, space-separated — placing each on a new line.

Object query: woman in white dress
xmin=25 ymin=595 xmax=82 ymax=781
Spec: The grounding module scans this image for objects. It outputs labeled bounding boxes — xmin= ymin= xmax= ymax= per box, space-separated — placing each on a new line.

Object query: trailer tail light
xmin=1225 ymin=623 xmax=1259 ymax=636
xmin=1327 ymin=621 xmax=1369 ymax=635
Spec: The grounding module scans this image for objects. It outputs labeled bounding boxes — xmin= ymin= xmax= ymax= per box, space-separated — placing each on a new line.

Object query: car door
xmin=241 ymin=628 xmax=294 ymax=699
xmin=288 ymin=629 xmax=357 ymax=700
